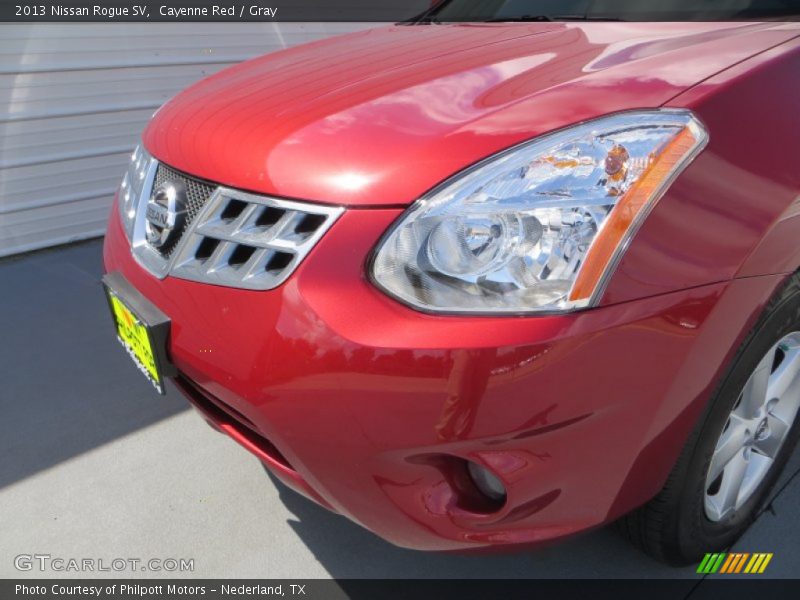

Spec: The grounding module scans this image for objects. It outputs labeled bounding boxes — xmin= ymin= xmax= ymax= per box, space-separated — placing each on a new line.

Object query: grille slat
xmin=132 ymin=161 xmax=343 ymax=290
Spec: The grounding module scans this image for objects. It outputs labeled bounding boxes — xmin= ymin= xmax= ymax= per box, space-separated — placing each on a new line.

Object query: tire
xmin=618 ymin=273 xmax=800 ymax=565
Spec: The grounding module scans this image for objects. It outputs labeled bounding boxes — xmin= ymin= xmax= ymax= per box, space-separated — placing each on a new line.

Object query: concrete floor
xmin=1 ymin=239 xmax=798 ymax=580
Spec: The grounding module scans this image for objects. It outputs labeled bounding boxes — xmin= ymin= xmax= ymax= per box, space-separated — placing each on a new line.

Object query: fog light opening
xmin=467 ymin=461 xmax=507 ymax=507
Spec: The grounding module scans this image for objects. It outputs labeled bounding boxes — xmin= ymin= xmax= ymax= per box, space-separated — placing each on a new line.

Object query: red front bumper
xmin=104 ymin=201 xmax=786 ymax=551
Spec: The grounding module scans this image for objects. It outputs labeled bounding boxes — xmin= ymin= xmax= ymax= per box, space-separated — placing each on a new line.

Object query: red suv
xmin=103 ymin=2 xmax=800 ymax=565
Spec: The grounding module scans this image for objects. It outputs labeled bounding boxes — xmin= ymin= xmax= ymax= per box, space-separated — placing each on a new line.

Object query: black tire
xmin=618 ymin=273 xmax=800 ymax=565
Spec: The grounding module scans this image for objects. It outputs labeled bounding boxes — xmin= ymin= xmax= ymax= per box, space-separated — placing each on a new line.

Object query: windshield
xmin=416 ymin=0 xmax=800 ymax=22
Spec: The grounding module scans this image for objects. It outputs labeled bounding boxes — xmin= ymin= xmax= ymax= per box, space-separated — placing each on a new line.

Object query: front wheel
xmin=619 ymin=274 xmax=800 ymax=565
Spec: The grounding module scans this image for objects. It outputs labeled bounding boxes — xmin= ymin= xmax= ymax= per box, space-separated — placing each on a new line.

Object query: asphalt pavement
xmin=1 ymin=239 xmax=797 ymax=581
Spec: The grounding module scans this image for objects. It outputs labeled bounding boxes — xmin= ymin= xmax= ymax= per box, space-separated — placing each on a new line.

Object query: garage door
xmin=0 ymin=22 xmax=381 ymax=257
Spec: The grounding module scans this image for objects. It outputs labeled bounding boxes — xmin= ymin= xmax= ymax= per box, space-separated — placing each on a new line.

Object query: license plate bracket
xmin=102 ymin=272 xmax=176 ymax=395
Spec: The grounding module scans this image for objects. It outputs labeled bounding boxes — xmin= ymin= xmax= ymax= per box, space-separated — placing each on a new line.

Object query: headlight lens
xmin=117 ymin=145 xmax=154 ymax=239
xmin=371 ymin=110 xmax=707 ymax=314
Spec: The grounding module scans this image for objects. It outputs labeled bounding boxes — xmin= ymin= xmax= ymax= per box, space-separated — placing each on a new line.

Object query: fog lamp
xmin=467 ymin=461 xmax=507 ymax=504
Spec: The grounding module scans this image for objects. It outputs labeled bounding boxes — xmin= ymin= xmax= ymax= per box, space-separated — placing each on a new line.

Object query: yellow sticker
xmin=109 ymin=293 xmax=160 ymax=386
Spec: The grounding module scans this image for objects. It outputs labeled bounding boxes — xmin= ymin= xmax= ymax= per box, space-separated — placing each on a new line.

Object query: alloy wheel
xmin=704 ymin=331 xmax=800 ymax=521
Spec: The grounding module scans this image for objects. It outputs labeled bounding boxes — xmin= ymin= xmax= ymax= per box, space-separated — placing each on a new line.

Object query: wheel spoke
xmin=738 ymin=350 xmax=774 ymax=418
xmin=738 ymin=452 xmax=773 ymax=506
xmin=707 ymin=415 xmax=748 ymax=483
xmin=766 ymin=346 xmax=800 ymax=411
xmin=709 ymin=452 xmax=749 ymax=521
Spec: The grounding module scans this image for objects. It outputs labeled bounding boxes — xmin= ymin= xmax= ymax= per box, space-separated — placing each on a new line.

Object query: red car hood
xmin=144 ymin=22 xmax=795 ymax=206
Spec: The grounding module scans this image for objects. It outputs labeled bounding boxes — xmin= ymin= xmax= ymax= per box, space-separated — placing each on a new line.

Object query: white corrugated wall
xmin=0 ymin=22 xmax=377 ymax=257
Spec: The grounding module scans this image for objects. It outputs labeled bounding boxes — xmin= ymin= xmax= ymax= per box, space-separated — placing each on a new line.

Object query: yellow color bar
xmin=744 ymin=554 xmax=759 ymax=573
xmin=758 ymin=554 xmax=773 ymax=573
xmin=744 ymin=553 xmax=773 ymax=574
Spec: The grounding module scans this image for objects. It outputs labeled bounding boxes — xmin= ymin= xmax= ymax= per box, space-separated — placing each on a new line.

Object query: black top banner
xmin=0 ymin=0 xmax=430 ymax=22
xmin=2 ymin=0 xmax=798 ymax=22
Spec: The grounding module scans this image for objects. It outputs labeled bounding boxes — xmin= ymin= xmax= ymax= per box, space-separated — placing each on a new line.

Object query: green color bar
xmin=697 ymin=553 xmax=727 ymax=574
xmin=712 ymin=553 xmax=726 ymax=573
xmin=697 ymin=554 xmax=714 ymax=574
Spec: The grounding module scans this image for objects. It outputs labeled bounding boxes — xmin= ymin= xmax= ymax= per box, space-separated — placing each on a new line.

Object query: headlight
xmin=117 ymin=145 xmax=154 ymax=239
xmin=371 ymin=110 xmax=707 ymax=314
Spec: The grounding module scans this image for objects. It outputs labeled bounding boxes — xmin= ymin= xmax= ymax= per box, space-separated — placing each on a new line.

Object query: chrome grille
xmin=151 ymin=164 xmax=215 ymax=257
xmin=170 ymin=188 xmax=342 ymax=290
xmin=130 ymin=160 xmax=343 ymax=290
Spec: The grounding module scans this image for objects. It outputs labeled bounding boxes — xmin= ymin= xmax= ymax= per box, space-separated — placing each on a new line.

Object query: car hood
xmin=144 ymin=22 xmax=795 ymax=207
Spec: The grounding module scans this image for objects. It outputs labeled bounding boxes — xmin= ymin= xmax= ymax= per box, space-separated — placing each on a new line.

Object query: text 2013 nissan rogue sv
xmin=102 ymin=1 xmax=800 ymax=564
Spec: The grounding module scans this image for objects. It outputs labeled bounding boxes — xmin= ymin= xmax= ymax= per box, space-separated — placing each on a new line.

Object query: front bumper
xmin=104 ymin=200 xmax=785 ymax=551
